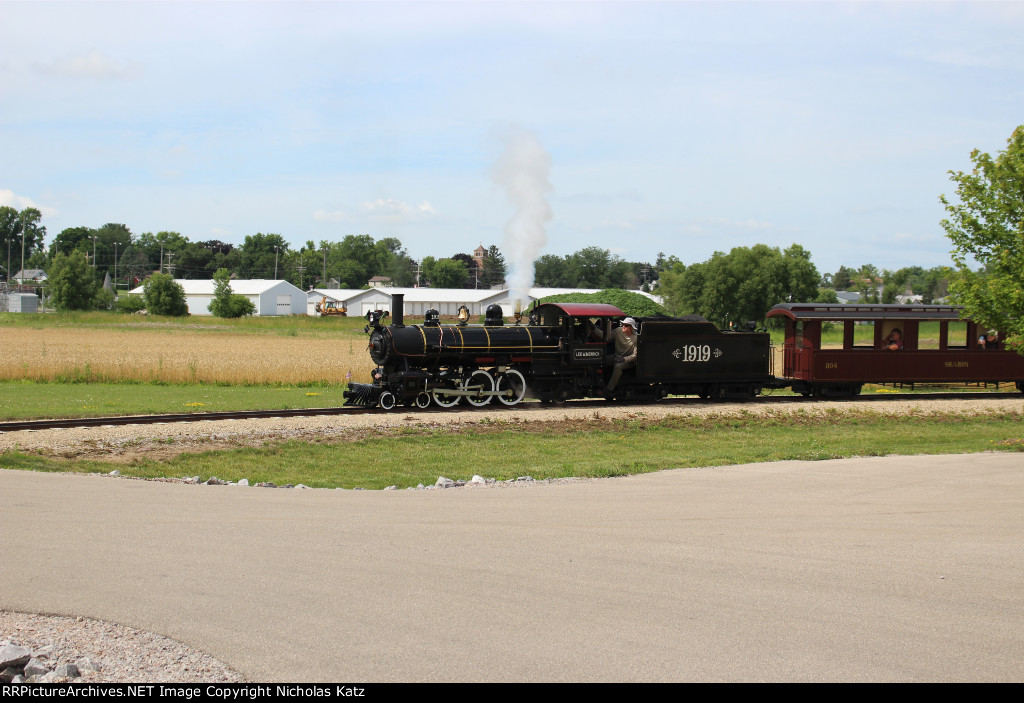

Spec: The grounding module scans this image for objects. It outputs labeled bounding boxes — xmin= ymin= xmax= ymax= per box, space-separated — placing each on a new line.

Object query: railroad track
xmin=1 ymin=391 xmax=1020 ymax=433
xmin=0 ymin=407 xmax=369 ymax=433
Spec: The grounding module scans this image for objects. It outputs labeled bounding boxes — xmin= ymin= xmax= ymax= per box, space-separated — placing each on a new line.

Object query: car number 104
xmin=674 ymin=344 xmax=711 ymax=363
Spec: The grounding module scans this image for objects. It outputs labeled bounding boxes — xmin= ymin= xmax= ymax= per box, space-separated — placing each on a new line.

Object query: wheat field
xmin=2 ymin=327 xmax=377 ymax=385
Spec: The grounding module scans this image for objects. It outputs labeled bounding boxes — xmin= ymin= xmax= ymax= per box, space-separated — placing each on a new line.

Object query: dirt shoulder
xmin=2 ymin=396 xmax=1021 ymax=464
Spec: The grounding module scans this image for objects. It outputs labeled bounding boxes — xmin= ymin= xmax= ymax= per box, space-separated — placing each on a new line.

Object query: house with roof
xmin=13 ymin=269 xmax=48 ymax=284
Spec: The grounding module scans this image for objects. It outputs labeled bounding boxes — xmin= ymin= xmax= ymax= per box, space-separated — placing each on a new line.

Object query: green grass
xmin=0 ymin=381 xmax=347 ymax=420
xmin=3 ymin=411 xmax=1021 ymax=489
xmin=0 ymin=310 xmax=369 ymax=338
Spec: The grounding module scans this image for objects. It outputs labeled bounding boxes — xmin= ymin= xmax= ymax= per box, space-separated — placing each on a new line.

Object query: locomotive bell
xmin=457 ymin=305 xmax=470 ymax=325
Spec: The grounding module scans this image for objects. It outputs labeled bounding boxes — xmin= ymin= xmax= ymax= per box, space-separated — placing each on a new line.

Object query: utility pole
xmin=166 ymin=251 xmax=175 ymax=277
xmin=114 ymin=241 xmax=119 ymax=291
xmin=274 ymin=246 xmax=279 ymax=279
xmin=20 ymin=211 xmax=29 ymax=280
xmin=90 ymin=235 xmax=98 ymax=267
xmin=322 ymin=246 xmax=327 ymax=285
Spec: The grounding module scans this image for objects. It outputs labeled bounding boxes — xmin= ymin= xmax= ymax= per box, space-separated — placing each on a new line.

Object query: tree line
xmin=5 ymin=125 xmax=1019 ymax=338
xmin=0 ymin=211 xmax=955 ymax=321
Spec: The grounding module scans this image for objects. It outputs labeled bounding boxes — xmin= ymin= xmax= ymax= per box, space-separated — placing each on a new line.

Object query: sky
xmin=2 ymin=0 xmax=1023 ymax=277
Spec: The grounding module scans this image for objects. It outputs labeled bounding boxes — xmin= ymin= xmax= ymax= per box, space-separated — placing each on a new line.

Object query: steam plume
xmin=491 ymin=126 xmax=553 ymax=301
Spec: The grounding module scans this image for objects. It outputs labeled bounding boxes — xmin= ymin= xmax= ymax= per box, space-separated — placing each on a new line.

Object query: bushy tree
xmin=427 ymin=258 xmax=469 ymax=288
xmin=209 ymin=268 xmax=255 ymax=317
xmin=143 ymin=273 xmax=188 ymax=316
xmin=941 ymin=125 xmax=1024 ymax=354
xmin=93 ymin=287 xmax=116 ymax=311
xmin=538 ymin=289 xmax=667 ymax=317
xmin=532 ymin=247 xmax=634 ymax=288
xmin=47 ymin=250 xmax=97 ymax=311
xmin=116 ymin=294 xmax=147 ymax=313
xmin=2 ymin=206 xmax=47 ymax=277
xmin=659 ymin=243 xmax=820 ymax=327
xmin=240 ymin=232 xmax=288 ymax=278
xmin=481 ymin=245 xmax=507 ymax=287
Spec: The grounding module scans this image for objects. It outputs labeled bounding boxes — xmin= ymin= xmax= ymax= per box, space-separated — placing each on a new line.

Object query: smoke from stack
xmin=491 ymin=126 xmax=553 ymax=303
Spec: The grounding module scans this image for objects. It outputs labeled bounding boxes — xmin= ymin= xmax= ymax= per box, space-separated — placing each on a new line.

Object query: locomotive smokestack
xmin=392 ymin=293 xmax=405 ymax=327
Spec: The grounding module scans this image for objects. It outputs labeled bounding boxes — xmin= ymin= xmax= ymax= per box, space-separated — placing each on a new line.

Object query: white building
xmin=314 ymin=286 xmax=661 ymax=319
xmin=129 ymin=279 xmax=306 ymax=316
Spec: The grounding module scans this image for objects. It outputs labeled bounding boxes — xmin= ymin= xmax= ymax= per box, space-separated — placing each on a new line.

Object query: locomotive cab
xmin=528 ymin=302 xmax=626 ymax=367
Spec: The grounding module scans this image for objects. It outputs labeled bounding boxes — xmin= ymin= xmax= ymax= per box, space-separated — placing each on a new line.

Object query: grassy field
xmin=1 ymin=311 xmax=375 ymax=385
xmin=0 ymin=381 xmax=348 ymax=419
xmin=2 ymin=411 xmax=1021 ymax=489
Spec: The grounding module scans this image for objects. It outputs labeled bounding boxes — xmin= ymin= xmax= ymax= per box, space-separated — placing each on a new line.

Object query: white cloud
xmin=599 ymin=219 xmax=637 ymax=231
xmin=360 ymin=199 xmax=436 ymax=218
xmin=313 ymin=209 xmax=348 ymax=223
xmin=0 ymin=189 xmax=58 ymax=217
xmin=704 ymin=217 xmax=774 ymax=231
xmin=893 ymin=231 xmax=937 ymax=243
xmin=33 ymin=50 xmax=141 ymax=79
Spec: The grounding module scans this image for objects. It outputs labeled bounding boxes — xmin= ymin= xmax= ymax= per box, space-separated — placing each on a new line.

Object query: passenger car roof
xmin=767 ymin=303 xmax=965 ymax=322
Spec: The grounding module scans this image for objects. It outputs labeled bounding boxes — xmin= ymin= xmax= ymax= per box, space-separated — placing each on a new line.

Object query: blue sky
xmin=2 ymin=0 xmax=1022 ymax=276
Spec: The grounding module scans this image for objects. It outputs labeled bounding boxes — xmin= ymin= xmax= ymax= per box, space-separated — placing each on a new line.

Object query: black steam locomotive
xmin=343 ymin=293 xmax=776 ymax=409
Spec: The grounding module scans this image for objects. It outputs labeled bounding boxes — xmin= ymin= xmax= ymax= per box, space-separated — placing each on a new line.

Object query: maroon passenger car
xmin=767 ymin=303 xmax=1024 ymax=397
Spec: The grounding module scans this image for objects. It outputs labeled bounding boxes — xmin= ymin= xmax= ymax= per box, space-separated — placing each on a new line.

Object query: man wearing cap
xmin=593 ymin=317 xmax=639 ymax=394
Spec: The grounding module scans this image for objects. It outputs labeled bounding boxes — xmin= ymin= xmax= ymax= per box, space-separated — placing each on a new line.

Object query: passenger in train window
xmin=882 ymin=328 xmax=903 ymax=351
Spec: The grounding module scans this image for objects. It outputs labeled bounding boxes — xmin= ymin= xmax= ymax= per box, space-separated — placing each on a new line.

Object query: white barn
xmin=129 ymin=279 xmax=306 ymax=316
xmin=315 ymin=286 xmax=660 ymax=320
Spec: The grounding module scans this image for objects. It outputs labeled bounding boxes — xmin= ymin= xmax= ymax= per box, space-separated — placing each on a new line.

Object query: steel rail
xmin=0 ymin=407 xmax=373 ymax=433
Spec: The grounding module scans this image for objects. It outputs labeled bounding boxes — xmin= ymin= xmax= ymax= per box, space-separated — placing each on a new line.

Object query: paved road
xmin=2 ymin=454 xmax=1023 ymax=682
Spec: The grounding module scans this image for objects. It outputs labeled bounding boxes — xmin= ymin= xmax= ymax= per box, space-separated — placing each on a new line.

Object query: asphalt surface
xmin=2 ymin=453 xmax=1023 ymax=682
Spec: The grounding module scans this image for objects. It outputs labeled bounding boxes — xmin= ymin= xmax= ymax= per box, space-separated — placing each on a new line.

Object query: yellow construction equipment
xmin=314 ymin=297 xmax=347 ymax=316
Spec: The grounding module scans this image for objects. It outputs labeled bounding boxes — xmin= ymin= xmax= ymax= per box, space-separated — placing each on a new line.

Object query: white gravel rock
xmin=1 ymin=611 xmax=243 ymax=683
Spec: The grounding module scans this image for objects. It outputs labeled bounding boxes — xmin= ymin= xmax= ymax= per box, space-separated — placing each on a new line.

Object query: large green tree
xmin=941 ymin=125 xmax=1024 ymax=353
xmin=143 ymin=273 xmax=188 ymax=316
xmin=480 ymin=245 xmax=507 ymax=287
xmin=659 ymin=243 xmax=820 ymax=327
xmin=2 ymin=206 xmax=47 ymax=277
xmin=47 ymin=250 xmax=97 ymax=311
xmin=208 ymin=268 xmax=255 ymax=317
xmin=426 ymin=258 xmax=469 ymax=289
xmin=240 ymin=233 xmax=289 ymax=278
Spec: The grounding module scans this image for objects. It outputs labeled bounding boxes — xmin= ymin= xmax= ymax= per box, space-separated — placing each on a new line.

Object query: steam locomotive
xmin=344 ymin=293 xmax=780 ymax=408
xmin=343 ymin=293 xmax=1024 ymax=409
